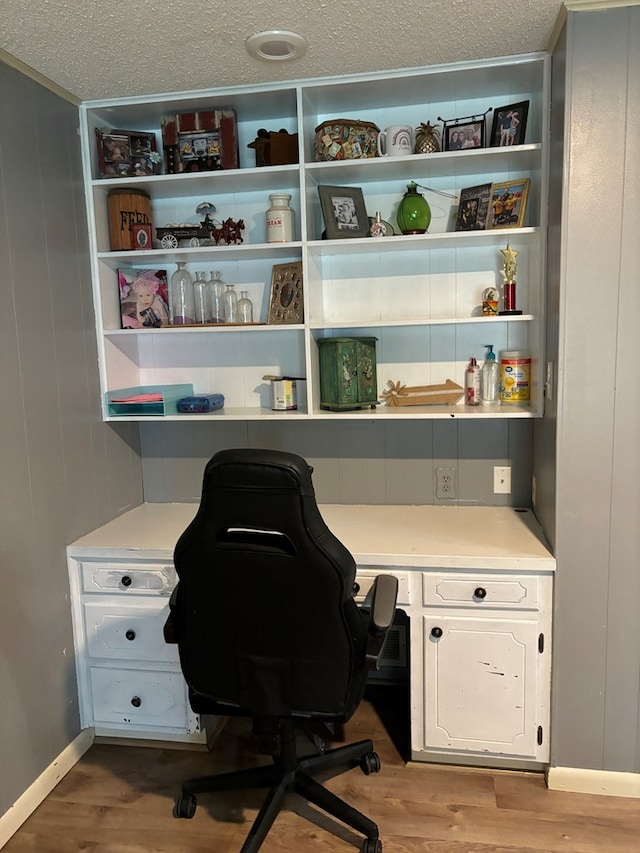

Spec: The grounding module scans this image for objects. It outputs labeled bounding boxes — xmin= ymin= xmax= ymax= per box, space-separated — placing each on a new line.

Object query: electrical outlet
xmin=493 ymin=466 xmax=511 ymax=494
xmin=436 ymin=466 xmax=457 ymax=499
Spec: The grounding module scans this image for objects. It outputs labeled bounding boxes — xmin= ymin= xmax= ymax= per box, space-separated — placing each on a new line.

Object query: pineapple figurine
xmin=414 ymin=121 xmax=441 ymax=154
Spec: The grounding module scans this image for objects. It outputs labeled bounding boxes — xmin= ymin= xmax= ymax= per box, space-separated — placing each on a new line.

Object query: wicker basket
xmin=314 ymin=118 xmax=380 ymax=161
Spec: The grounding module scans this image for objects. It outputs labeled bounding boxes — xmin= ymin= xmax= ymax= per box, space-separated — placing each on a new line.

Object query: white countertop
xmin=68 ymin=503 xmax=555 ymax=572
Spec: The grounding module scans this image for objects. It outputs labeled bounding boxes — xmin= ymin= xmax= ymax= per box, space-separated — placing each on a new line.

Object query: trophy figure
xmin=498 ymin=244 xmax=522 ymax=315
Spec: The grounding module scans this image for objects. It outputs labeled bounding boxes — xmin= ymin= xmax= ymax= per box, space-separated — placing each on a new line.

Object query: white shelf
xmin=81 ymin=53 xmax=549 ymax=422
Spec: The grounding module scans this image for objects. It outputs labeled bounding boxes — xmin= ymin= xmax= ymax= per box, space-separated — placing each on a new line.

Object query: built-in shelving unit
xmin=79 ymin=53 xmax=549 ymax=421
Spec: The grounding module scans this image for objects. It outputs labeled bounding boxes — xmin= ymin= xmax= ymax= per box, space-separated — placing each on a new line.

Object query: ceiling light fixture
xmin=245 ymin=30 xmax=307 ymax=62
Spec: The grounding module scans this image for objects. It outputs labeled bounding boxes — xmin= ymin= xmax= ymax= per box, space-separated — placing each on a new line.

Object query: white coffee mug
xmin=377 ymin=125 xmax=413 ymax=157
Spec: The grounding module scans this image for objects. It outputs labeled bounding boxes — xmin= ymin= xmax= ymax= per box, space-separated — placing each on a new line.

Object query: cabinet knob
xmin=130 ymin=696 xmax=141 ymax=708
xmin=474 ymin=587 xmax=487 ymax=599
xmin=125 ymin=629 xmax=136 ymax=641
xmin=430 ymin=626 xmax=443 ymax=639
xmin=121 ymin=575 xmax=132 ymax=587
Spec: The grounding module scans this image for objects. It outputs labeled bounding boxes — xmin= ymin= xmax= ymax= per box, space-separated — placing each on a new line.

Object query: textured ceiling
xmin=1 ymin=0 xmax=568 ymax=102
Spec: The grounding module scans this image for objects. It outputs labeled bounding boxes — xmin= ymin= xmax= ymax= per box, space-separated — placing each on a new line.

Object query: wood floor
xmin=5 ymin=686 xmax=639 ymax=852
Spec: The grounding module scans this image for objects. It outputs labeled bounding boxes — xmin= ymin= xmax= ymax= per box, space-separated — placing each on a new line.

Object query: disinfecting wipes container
xmin=499 ymin=351 xmax=531 ymax=403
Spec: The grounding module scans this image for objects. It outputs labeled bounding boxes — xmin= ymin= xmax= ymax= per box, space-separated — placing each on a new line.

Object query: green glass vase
xmin=396 ymin=181 xmax=431 ymax=234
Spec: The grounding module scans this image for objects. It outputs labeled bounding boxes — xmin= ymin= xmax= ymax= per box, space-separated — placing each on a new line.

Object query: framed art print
xmin=118 ymin=268 xmax=169 ymax=329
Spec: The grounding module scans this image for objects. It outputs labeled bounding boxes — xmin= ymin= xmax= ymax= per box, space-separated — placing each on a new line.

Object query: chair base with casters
xmin=174 ymin=718 xmax=383 ymax=853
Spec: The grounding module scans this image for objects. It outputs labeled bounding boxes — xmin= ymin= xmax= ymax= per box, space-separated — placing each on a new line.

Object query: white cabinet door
xmin=423 ymin=614 xmax=543 ymax=759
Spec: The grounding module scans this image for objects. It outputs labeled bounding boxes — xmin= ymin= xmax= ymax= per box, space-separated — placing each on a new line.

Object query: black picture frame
xmin=318 ymin=185 xmax=369 ymax=239
xmin=455 ymin=183 xmax=492 ymax=232
xmin=443 ymin=119 xmax=485 ymax=152
xmin=490 ymin=101 xmax=530 ymax=147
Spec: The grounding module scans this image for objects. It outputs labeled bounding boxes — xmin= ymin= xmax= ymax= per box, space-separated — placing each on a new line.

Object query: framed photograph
xmin=318 ymin=185 xmax=369 ymax=239
xmin=268 ymin=262 xmax=303 ymax=325
xmin=490 ymin=101 xmax=530 ymax=147
xmin=488 ymin=179 xmax=531 ymax=229
xmin=96 ymin=129 xmax=160 ymax=178
xmin=132 ymin=223 xmax=153 ymax=250
xmin=443 ymin=119 xmax=485 ymax=151
xmin=455 ymin=183 xmax=492 ymax=232
xmin=118 ymin=268 xmax=169 ymax=329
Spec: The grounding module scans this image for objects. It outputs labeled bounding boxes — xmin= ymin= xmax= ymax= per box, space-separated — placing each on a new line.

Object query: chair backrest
xmin=172 ymin=448 xmax=368 ymax=720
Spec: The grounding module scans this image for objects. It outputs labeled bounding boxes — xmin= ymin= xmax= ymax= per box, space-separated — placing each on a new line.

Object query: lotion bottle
xmin=465 ymin=356 xmax=481 ymax=406
xmin=481 ymin=344 xmax=500 ymax=406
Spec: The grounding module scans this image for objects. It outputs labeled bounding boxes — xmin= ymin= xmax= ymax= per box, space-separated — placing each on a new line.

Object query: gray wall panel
xmin=548 ymin=7 xmax=640 ymax=772
xmin=0 ymin=63 xmax=143 ymax=817
xmin=140 ymin=419 xmax=532 ymax=506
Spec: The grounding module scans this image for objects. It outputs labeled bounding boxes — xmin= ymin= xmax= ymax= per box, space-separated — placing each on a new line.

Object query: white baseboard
xmin=0 ymin=728 xmax=95 ymax=848
xmin=547 ymin=766 xmax=640 ymax=798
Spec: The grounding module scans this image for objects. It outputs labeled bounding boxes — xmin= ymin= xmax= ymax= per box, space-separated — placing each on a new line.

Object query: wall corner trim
xmin=547 ymin=766 xmax=640 ymax=798
xmin=0 ymin=727 xmax=95 ymax=846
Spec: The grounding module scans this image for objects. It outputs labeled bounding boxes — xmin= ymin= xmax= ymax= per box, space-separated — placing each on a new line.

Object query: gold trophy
xmin=499 ymin=244 xmax=522 ymax=315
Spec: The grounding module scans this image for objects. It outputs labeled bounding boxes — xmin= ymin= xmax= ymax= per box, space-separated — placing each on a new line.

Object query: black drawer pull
xmin=131 ymin=696 xmax=141 ymax=708
xmin=121 ymin=575 xmax=132 ymax=587
xmin=430 ymin=626 xmax=443 ymax=639
xmin=125 ymin=630 xmax=136 ymax=641
xmin=474 ymin=587 xmax=487 ymax=599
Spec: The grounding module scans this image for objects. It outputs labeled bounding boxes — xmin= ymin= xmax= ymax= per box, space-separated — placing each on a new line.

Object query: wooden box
xmin=247 ymin=129 xmax=299 ymax=166
xmin=161 ymin=109 xmax=239 ymax=173
xmin=318 ymin=337 xmax=378 ymax=411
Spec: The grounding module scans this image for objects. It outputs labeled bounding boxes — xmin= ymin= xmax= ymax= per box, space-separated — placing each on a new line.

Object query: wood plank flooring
xmin=5 ymin=686 xmax=639 ymax=852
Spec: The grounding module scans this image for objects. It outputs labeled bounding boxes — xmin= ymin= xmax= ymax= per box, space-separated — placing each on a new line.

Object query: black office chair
xmin=164 ymin=448 xmax=398 ymax=853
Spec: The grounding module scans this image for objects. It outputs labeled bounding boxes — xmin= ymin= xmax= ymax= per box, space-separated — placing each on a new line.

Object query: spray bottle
xmin=481 ymin=344 xmax=500 ymax=406
xmin=465 ymin=356 xmax=481 ymax=406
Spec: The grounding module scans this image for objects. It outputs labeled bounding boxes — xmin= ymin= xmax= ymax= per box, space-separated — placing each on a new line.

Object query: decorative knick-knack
xmin=169 ymin=262 xmax=195 ymax=325
xmin=396 ymin=182 xmax=431 ymax=234
xmin=414 ymin=121 xmax=441 ymax=154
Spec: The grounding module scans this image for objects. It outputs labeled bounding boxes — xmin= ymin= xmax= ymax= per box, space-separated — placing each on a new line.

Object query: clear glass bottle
xmin=237 ymin=290 xmax=254 ymax=324
xmin=193 ymin=271 xmax=208 ymax=324
xmin=206 ymin=270 xmax=226 ymax=323
xmin=223 ymin=283 xmax=238 ymax=323
xmin=169 ymin=262 xmax=195 ymax=325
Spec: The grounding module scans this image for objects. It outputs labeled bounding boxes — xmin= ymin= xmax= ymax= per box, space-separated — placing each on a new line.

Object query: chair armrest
xmin=359 ymin=574 xmax=399 ymax=670
xmin=163 ymin=584 xmax=180 ymax=644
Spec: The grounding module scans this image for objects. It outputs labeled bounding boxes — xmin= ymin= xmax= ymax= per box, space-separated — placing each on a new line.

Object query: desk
xmin=67 ymin=503 xmax=554 ymax=768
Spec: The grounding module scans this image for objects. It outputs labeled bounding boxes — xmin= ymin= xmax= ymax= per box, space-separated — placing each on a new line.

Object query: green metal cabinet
xmin=317 ymin=337 xmax=378 ymax=411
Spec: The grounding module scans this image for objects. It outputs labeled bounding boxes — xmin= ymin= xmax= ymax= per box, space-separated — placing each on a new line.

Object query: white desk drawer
xmin=355 ymin=569 xmax=411 ymax=606
xmin=89 ymin=667 xmax=189 ymax=729
xmin=81 ymin=561 xmax=176 ymax=596
xmin=423 ymin=573 xmax=539 ymax=610
xmin=83 ymin=601 xmax=178 ymax=663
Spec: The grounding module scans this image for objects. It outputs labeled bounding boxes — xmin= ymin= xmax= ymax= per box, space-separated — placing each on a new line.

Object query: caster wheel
xmin=360 ymin=751 xmax=381 ymax=775
xmin=175 ymin=793 xmax=197 ymax=819
xmin=362 ymin=838 xmax=382 ymax=853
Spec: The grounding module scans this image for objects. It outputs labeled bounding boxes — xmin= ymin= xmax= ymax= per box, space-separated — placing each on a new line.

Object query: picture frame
xmin=96 ymin=128 xmax=160 ymax=178
xmin=455 ymin=183 xmax=492 ymax=232
xmin=487 ymin=179 xmax=531 ymax=229
xmin=490 ymin=101 xmax=530 ymax=147
xmin=268 ymin=262 xmax=304 ymax=325
xmin=318 ymin=185 xmax=369 ymax=239
xmin=118 ymin=268 xmax=169 ymax=329
xmin=443 ymin=118 xmax=485 ymax=152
